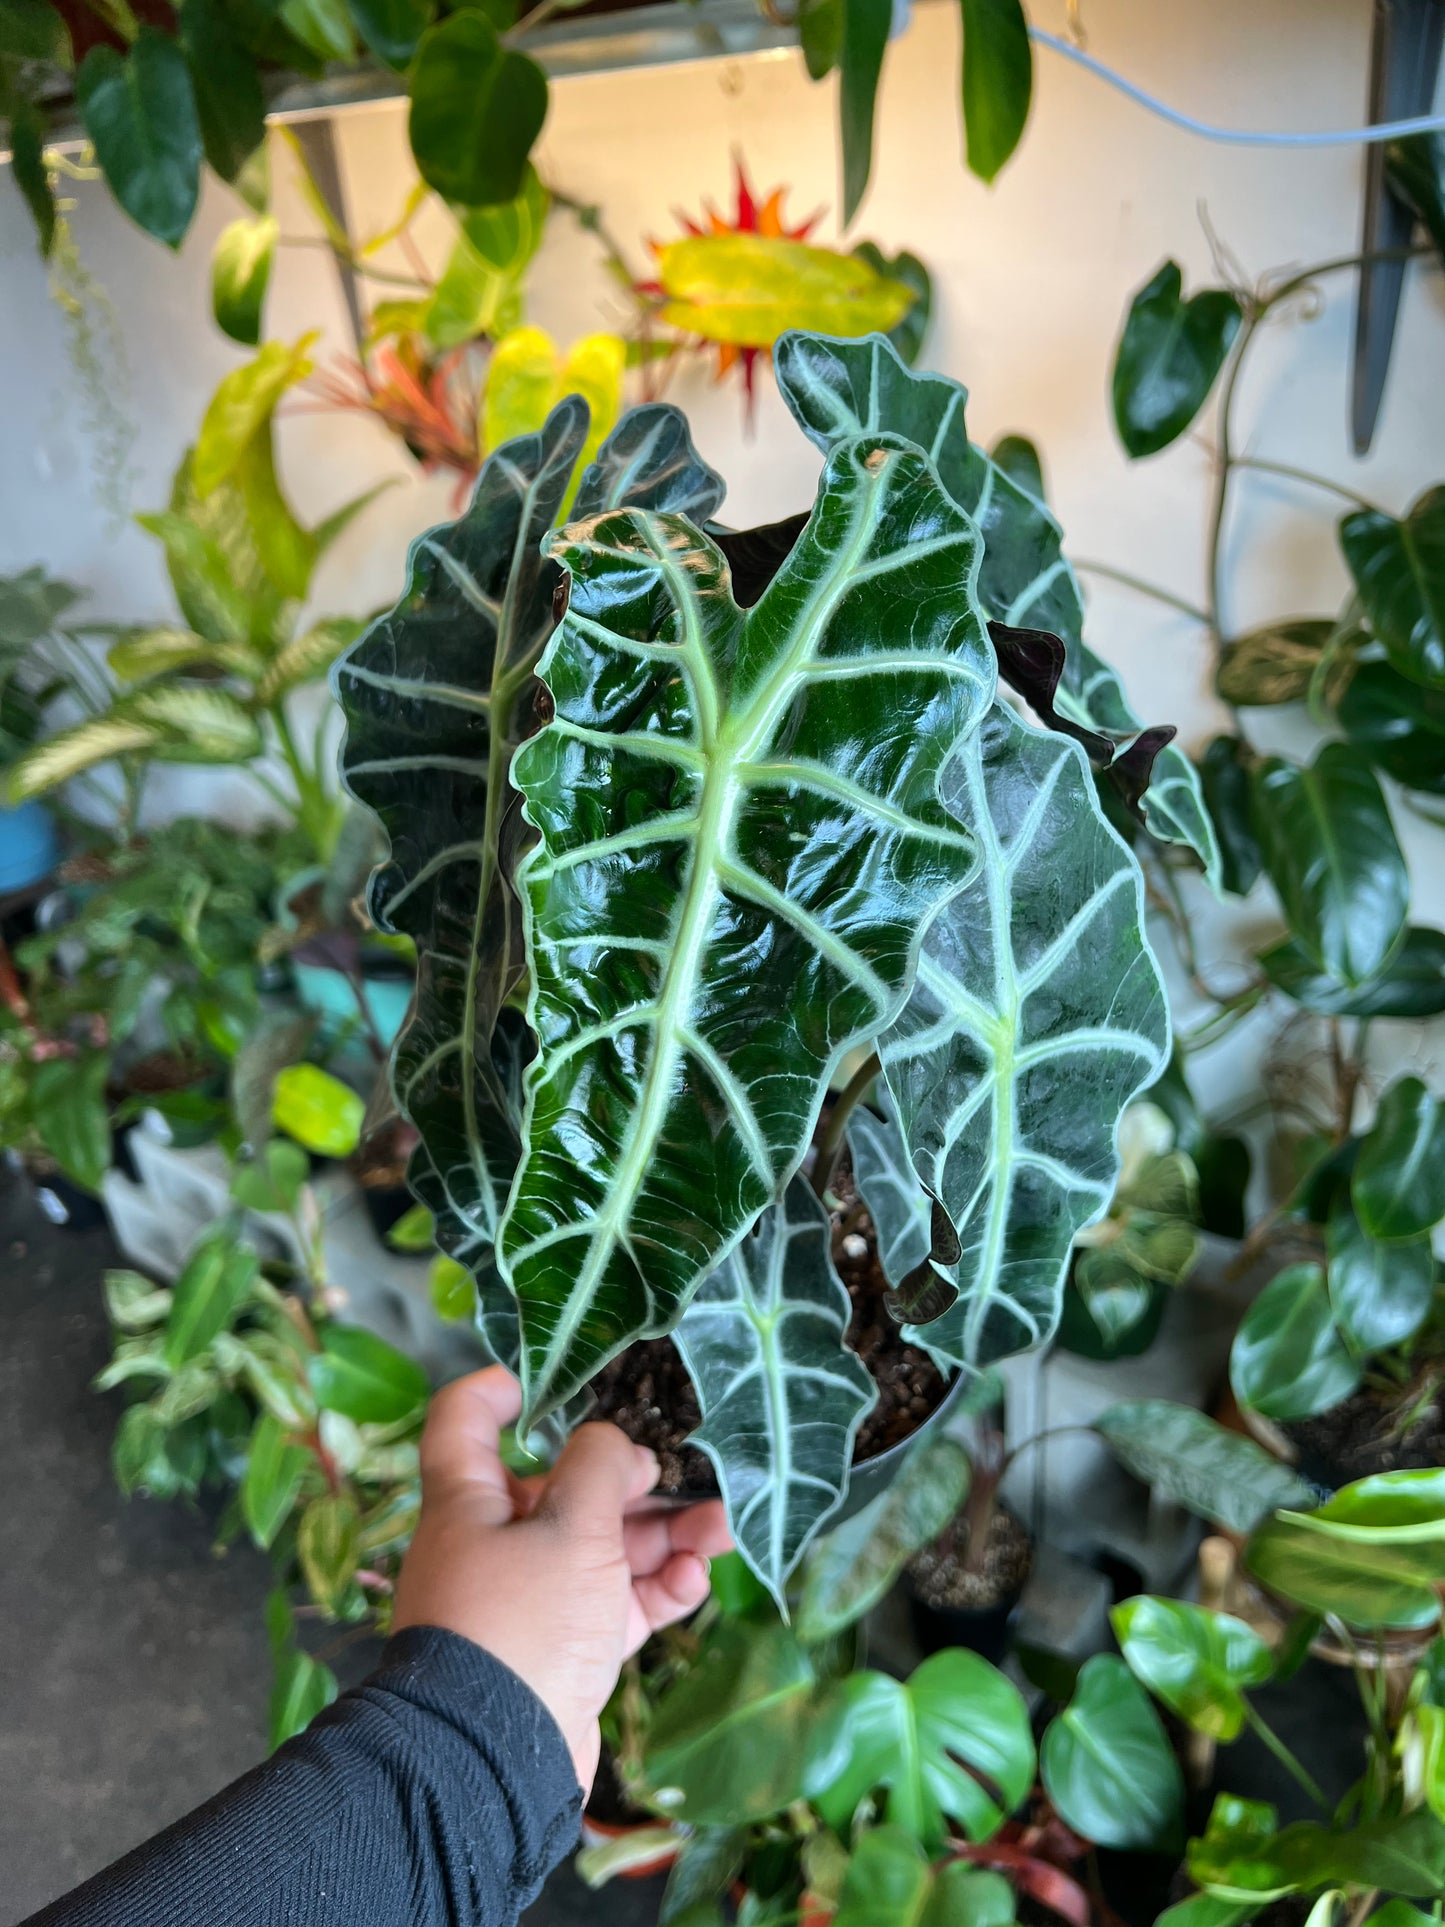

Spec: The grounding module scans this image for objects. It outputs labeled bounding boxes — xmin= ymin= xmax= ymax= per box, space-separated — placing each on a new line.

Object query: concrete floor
xmin=0 ymin=1167 xmax=660 ymax=1926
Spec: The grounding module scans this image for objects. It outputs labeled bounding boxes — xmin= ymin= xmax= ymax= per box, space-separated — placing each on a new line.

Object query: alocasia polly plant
xmin=337 ymin=327 xmax=1202 ymax=1602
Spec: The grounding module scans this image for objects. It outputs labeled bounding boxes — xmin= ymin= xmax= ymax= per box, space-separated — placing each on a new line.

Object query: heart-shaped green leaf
xmin=674 ymin=1178 xmax=875 ymax=1603
xmin=1111 ymin=261 xmax=1241 ymax=459
xmin=409 ymin=12 xmax=547 ymax=207
xmin=1093 ymin=1399 xmax=1314 ymax=1534
xmin=501 ymin=433 xmax=995 ymax=1421
xmin=1353 ymin=1075 xmax=1445 ymax=1240
xmin=834 ymin=1827 xmax=1017 ymax=1927
xmin=1326 ymin=1203 xmax=1434 ymax=1354
xmin=1112 ymin=1596 xmax=1273 ymax=1741
xmin=211 ymin=214 xmax=277 ymax=347
xmin=796 ymin=1432 xmax=970 ymax=1644
xmin=772 ymin=330 xmax=1219 ymax=881
xmin=348 ymin=0 xmax=434 ymax=67
xmin=878 ymin=701 xmax=1168 ymax=1367
xmin=1336 ymin=658 xmax=1445 ymax=794
xmin=1340 ymin=488 xmax=1445 ymax=688
xmin=1251 ymin=743 xmax=1408 ymax=986
xmin=1259 ymin=926 xmax=1445 ymax=1019
xmin=241 ymin=1411 xmax=309 ymax=1549
xmin=1246 ymin=1469 xmax=1445 ymax=1629
xmin=1040 ymin=1653 xmax=1183 ymax=1851
xmin=335 ymin=402 xmax=723 ymax=1291
xmin=1230 ymin=1262 xmax=1360 ymax=1423
xmin=78 ymin=30 xmax=202 ymax=248
xmin=177 ymin=0 xmax=265 ymax=185
xmin=807 ymin=1650 xmax=1035 ymax=1850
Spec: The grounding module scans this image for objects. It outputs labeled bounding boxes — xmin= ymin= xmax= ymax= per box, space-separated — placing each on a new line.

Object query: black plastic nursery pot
xmin=904 ymin=1505 xmax=1033 ymax=1663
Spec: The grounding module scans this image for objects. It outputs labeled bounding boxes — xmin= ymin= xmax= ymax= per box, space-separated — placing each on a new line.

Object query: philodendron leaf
xmin=807 ymin=1651 xmax=1035 ymax=1850
xmin=674 ymin=1178 xmax=875 ymax=1603
xmin=1352 ymin=1075 xmax=1445 ymax=1241
xmin=1110 ymin=261 xmax=1241 ymax=459
xmin=1112 ymin=1596 xmax=1274 ymax=1742
xmin=1229 ymin=1263 xmax=1360 ymax=1425
xmin=501 ymin=433 xmax=995 ymax=1422
xmin=1041 ymin=1654 xmax=1184 ymax=1852
xmin=335 ymin=402 xmax=723 ymax=1288
xmin=1246 ymin=1470 xmax=1445 ymax=1630
xmin=1339 ymin=488 xmax=1445 ymax=689
xmin=1326 ymin=1204 xmax=1434 ymax=1355
xmin=878 ymin=701 xmax=1168 ymax=1367
xmin=1259 ymin=927 xmax=1445 ymax=1019
xmin=847 ymin=1090 xmax=932 ymax=1289
xmin=772 ymin=329 xmax=1219 ymax=881
xmin=1093 ymin=1400 xmax=1315 ymax=1534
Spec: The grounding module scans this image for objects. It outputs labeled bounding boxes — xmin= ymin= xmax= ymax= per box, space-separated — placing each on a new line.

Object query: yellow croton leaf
xmin=656 ymin=232 xmax=915 ymax=347
xmin=481 ymin=327 xmax=626 ymax=509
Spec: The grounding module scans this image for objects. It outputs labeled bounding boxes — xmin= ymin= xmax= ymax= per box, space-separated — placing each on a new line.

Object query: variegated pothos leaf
xmin=772 ymin=330 xmax=1220 ymax=886
xmin=675 ymin=1178 xmax=875 ymax=1602
xmin=334 ymin=402 xmax=724 ymax=1295
xmin=502 ymin=432 xmax=997 ymax=1422
xmin=880 ymin=701 xmax=1170 ymax=1365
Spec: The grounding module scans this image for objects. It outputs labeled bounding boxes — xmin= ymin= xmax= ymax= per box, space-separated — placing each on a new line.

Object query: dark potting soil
xmin=908 ymin=1506 xmax=1033 ymax=1612
xmin=588 ymin=1145 xmax=949 ymax=1497
xmin=1285 ymin=1385 xmax=1445 ymax=1489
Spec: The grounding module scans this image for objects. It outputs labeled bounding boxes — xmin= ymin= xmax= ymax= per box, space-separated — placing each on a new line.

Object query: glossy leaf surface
xmin=78 ymin=30 xmax=202 ymax=248
xmin=772 ymin=330 xmax=1218 ymax=877
xmin=502 ymin=433 xmax=995 ymax=1420
xmin=807 ymin=1650 xmax=1034 ymax=1850
xmin=1246 ymin=1470 xmax=1445 ymax=1630
xmin=308 ymin=1325 xmax=429 ymax=1426
xmin=1251 ymin=744 xmax=1408 ymax=986
xmin=408 ymin=13 xmax=547 ymax=207
xmin=839 ymin=0 xmax=890 ymax=222
xmin=1326 ymin=1204 xmax=1434 ymax=1354
xmin=1040 ymin=1654 xmax=1183 ymax=1851
xmin=879 ymin=701 xmax=1168 ymax=1367
xmin=335 ymin=402 xmax=723 ymax=1292
xmin=1340 ymin=489 xmax=1445 ymax=688
xmin=834 ymin=1828 xmax=1016 ymax=1927
xmin=1353 ymin=1075 xmax=1445 ymax=1241
xmin=674 ymin=1178 xmax=875 ymax=1603
xmin=959 ymin=0 xmax=1032 ymax=184
xmin=1386 ymin=132 xmax=1445 ymax=264
xmin=211 ymin=214 xmax=277 ymax=346
xmin=164 ymin=1228 xmax=258 ymax=1367
xmin=1112 ymin=1596 xmax=1273 ymax=1741
xmin=1111 ymin=262 xmax=1241 ymax=459
xmin=1229 ymin=1263 xmax=1360 ymax=1424
xmin=1094 ymin=1399 xmax=1314 ymax=1533
xmin=1259 ymin=926 xmax=1445 ymax=1019
xmin=847 ymin=1090 xmax=932 ymax=1290
xmin=1196 ymin=736 xmax=1261 ymax=898
xmin=1336 ymin=658 xmax=1445 ymax=794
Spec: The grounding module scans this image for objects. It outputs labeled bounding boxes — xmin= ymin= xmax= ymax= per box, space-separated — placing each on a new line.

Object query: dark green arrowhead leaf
xmin=1094 ymin=1399 xmax=1314 ymax=1533
xmin=1246 ymin=1470 xmax=1445 ymax=1631
xmin=1326 ymin=1202 xmax=1434 ymax=1354
xmin=1353 ymin=1074 xmax=1445 ymax=1240
xmin=211 ymin=214 xmax=277 ymax=347
xmin=1387 ymin=132 xmax=1445 ymax=266
xmin=643 ymin=1619 xmax=819 ymax=1824
xmin=409 ymin=13 xmax=547 ymax=207
xmin=29 ymin=1052 xmax=111 ymax=1193
xmin=959 ymin=0 xmax=1031 ymax=184
xmin=240 ymin=1410 xmax=309 ymax=1548
xmin=851 ymin=241 xmax=931 ymax=366
xmin=847 ymin=1090 xmax=931 ymax=1290
xmin=1229 ymin=1262 xmax=1359 ymax=1423
xmin=1336 ymin=657 xmax=1445 ymax=794
xmin=349 ymin=0 xmax=434 ymax=67
xmin=807 ymin=1650 xmax=1034 ymax=1850
xmin=796 ymin=1432 xmax=970 ymax=1644
xmin=1251 ymin=743 xmax=1408 ymax=986
xmin=8 ymin=97 xmax=56 ymax=256
xmin=178 ymin=0 xmax=265 ymax=184
xmin=674 ymin=1178 xmax=875 ymax=1604
xmin=834 ymin=1827 xmax=1016 ymax=1927
xmin=1040 ymin=1653 xmax=1183 ymax=1851
xmin=501 ymin=433 xmax=995 ymax=1422
xmin=1259 ymin=926 xmax=1445 ymax=1018
xmin=165 ymin=1226 xmax=258 ymax=1366
xmin=772 ymin=329 xmax=1219 ymax=879
xmin=1216 ymin=619 xmax=1331 ymax=707
xmin=989 ymin=433 xmax=1044 ymax=501
xmin=78 ymin=30 xmax=202 ymax=249
xmin=1196 ymin=735 xmax=1261 ymax=898
xmin=1340 ymin=488 xmax=1445 ymax=688
xmin=308 ymin=1324 xmax=429 ymax=1424
xmin=1111 ymin=261 xmax=1241 ymax=459
xmin=839 ymin=0 xmax=890 ymax=223
xmin=335 ymin=403 xmax=723 ymax=1295
xmin=879 ymin=701 xmax=1168 ymax=1368
xmin=1112 ymin=1596 xmax=1273 ymax=1742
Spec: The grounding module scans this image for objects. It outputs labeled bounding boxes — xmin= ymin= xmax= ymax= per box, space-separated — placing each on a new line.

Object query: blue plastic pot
xmin=0 ymin=800 xmax=59 ymax=894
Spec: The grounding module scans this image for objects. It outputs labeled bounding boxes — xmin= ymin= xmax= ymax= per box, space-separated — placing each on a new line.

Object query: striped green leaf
xmin=772 ymin=329 xmax=1220 ymax=885
xmin=7 ymin=685 xmax=262 ymax=801
xmin=879 ymin=701 xmax=1169 ymax=1366
xmin=335 ymin=401 xmax=723 ymax=1295
xmin=502 ymin=432 xmax=996 ymax=1422
xmin=846 ymin=1088 xmax=931 ymax=1290
xmin=675 ymin=1178 xmax=875 ymax=1603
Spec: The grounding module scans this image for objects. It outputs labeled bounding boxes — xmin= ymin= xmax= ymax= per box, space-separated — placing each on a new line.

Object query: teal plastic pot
xmin=0 ymin=800 xmax=59 ymax=893
xmin=291 ymin=961 xmax=412 ymax=1049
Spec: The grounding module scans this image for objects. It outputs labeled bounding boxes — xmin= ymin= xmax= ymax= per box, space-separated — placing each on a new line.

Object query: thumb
xmin=535 ymin=1423 xmax=658 ymax=1541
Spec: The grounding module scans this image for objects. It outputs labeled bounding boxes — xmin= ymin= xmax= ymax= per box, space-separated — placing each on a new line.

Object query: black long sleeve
xmin=21 ymin=1627 xmax=583 ymax=1927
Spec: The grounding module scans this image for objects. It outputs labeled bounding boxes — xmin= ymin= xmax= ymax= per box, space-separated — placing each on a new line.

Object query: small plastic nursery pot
xmin=904 ymin=1506 xmax=1033 ymax=1664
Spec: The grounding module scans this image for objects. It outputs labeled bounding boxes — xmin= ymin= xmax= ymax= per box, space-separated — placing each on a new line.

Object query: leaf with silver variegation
xmin=334 ymin=402 xmax=724 ymax=1283
xmin=880 ymin=701 xmax=1170 ymax=1366
xmin=502 ymin=432 xmax=996 ymax=1422
xmin=675 ymin=1178 xmax=875 ymax=1603
xmin=772 ymin=329 xmax=1219 ymax=885
xmin=846 ymin=1091 xmax=931 ymax=1289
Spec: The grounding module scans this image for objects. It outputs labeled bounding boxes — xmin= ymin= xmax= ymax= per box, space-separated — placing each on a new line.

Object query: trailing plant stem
xmin=1075 ymin=560 xmax=1209 ymax=624
xmin=1242 ymin=1700 xmax=1329 ymax=1810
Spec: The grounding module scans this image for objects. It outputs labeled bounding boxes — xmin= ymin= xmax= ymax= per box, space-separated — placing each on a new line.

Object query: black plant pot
xmin=905 ymin=1580 xmax=1024 ymax=1664
xmin=28 ymin=1166 xmax=107 ymax=1233
xmin=361 ymin=1182 xmax=416 ymax=1244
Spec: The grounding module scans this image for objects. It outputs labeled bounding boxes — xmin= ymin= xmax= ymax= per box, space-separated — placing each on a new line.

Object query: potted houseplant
xmin=334 ymin=326 xmax=1223 ymax=1603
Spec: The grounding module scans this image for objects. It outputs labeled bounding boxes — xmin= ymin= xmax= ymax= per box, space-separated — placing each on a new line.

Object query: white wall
xmin=2 ymin=0 xmax=1442 ymax=1121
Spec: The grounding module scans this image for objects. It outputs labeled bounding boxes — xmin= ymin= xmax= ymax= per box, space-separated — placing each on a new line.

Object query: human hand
xmin=392 ymin=1366 xmax=731 ymax=1792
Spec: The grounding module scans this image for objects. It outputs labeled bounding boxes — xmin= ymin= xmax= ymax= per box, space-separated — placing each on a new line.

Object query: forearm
xmin=22 ymin=1627 xmax=583 ymax=1927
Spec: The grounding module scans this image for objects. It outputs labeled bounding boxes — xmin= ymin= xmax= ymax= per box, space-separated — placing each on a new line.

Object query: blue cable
xmin=1032 ymin=26 xmax=1445 ymax=147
